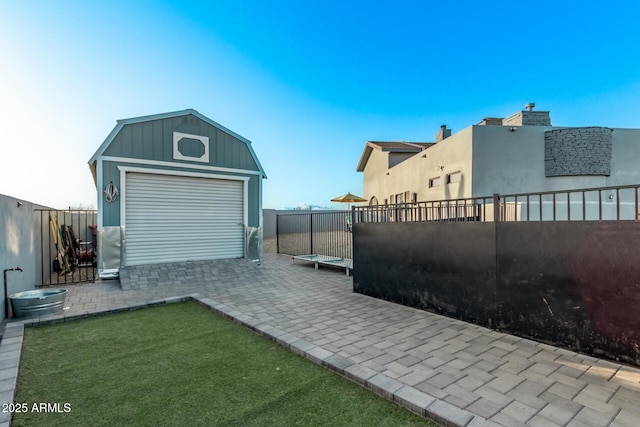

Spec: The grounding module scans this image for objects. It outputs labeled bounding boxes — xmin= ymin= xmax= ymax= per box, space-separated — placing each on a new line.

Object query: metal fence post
xmin=276 ymin=214 xmax=280 ymax=254
xmin=493 ymin=193 xmax=501 ymax=222
xmin=309 ymin=213 xmax=314 ymax=255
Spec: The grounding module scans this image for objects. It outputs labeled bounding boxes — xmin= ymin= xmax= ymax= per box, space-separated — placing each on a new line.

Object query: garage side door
xmin=125 ymin=173 xmax=244 ymax=266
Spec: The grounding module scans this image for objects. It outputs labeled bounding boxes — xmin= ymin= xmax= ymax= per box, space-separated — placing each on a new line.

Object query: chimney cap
xmin=440 ymin=124 xmax=447 ymax=129
xmin=525 ymin=102 xmax=535 ymax=111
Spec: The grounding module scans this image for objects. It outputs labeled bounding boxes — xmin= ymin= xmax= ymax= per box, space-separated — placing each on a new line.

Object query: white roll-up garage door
xmin=124 ymin=172 xmax=244 ymax=266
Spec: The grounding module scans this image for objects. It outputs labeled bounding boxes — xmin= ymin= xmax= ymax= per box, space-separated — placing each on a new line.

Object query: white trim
xmin=119 ymin=167 xmax=127 ymax=250
xmin=96 ymin=158 xmax=104 ymax=270
xmin=243 ymin=180 xmax=249 ymax=229
xmin=117 ymin=166 xmax=250 ymax=181
xmin=102 ymin=155 xmax=262 ymax=176
xmin=173 ymin=131 xmax=209 ymax=163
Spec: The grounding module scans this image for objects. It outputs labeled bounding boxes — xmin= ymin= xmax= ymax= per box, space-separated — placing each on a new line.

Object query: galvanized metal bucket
xmin=9 ymin=289 xmax=67 ymax=319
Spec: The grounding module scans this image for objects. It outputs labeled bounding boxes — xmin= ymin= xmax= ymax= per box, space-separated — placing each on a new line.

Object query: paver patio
xmin=2 ymin=253 xmax=640 ymax=427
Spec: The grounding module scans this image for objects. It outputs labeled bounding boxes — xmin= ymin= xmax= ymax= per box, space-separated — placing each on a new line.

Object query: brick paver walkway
xmin=2 ymin=253 xmax=640 ymax=427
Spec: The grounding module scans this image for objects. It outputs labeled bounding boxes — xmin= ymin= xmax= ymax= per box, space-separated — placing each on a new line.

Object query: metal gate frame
xmin=36 ymin=209 xmax=98 ymax=286
xmin=276 ymin=210 xmax=353 ymax=259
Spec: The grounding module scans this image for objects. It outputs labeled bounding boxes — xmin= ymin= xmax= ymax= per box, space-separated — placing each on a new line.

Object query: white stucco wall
xmin=0 ymin=194 xmax=42 ymax=321
xmin=361 ymin=128 xmax=474 ymax=204
xmin=418 ymin=126 xmax=474 ymax=202
xmin=362 ymin=148 xmax=388 ymax=204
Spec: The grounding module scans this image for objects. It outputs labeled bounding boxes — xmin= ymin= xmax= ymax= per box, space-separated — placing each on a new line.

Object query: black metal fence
xmin=276 ymin=211 xmax=352 ymax=259
xmin=354 ymin=184 xmax=640 ymax=223
xmin=353 ymin=183 xmax=640 ymax=366
xmin=36 ymin=209 xmax=98 ymax=286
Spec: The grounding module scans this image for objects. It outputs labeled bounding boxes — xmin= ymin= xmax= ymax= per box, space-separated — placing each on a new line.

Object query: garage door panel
xmin=130 ymin=238 xmax=241 ymax=255
xmin=128 ymin=227 xmax=243 ymax=236
xmin=125 ymin=230 xmax=244 ymax=242
xmin=125 ymin=173 xmax=244 ymax=265
xmin=127 ymin=211 xmax=242 ymax=220
xmin=127 ymin=237 xmax=243 ymax=247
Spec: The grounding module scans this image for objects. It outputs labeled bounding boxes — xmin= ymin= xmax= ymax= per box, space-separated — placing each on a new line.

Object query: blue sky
xmin=1 ymin=1 xmax=639 ymax=209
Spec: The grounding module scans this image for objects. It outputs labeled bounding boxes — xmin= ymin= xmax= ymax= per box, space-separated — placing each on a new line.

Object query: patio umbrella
xmin=331 ymin=192 xmax=368 ymax=210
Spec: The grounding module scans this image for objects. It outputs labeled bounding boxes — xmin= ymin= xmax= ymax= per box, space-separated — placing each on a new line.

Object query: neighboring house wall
xmin=0 ymin=194 xmax=49 ymax=322
xmin=388 ymin=152 xmax=415 ymax=168
xmin=360 ymin=108 xmax=640 ymax=205
xmin=362 ymin=127 xmax=473 ymax=204
xmin=471 ymin=125 xmax=640 ymax=197
xmin=362 ymin=147 xmax=394 ymax=204
xmin=471 ymin=124 xmax=562 ymax=196
xmin=404 ymin=126 xmax=473 ymax=202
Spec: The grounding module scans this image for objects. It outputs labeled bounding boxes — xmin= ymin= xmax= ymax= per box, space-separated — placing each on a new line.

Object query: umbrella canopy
xmin=331 ymin=192 xmax=368 ymax=203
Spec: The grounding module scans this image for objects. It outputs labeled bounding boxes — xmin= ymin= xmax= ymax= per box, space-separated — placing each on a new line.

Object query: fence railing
xmin=354 ymin=184 xmax=640 ymax=223
xmin=36 ymin=209 xmax=98 ymax=286
xmin=276 ymin=211 xmax=353 ymax=259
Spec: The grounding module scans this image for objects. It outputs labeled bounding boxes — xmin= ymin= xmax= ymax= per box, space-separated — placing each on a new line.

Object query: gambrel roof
xmin=88 ymin=109 xmax=267 ymax=185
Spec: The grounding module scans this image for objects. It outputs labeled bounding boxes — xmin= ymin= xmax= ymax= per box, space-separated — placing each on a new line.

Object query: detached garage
xmin=88 ymin=109 xmax=266 ymax=278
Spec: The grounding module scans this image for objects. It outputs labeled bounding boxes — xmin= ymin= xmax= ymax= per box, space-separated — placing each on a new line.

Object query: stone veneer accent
xmin=545 ymin=127 xmax=613 ymax=176
xmin=503 ymin=110 xmax=551 ymax=126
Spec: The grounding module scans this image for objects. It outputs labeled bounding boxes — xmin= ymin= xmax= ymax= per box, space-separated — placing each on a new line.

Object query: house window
xmin=447 ymin=171 xmax=462 ymax=184
xmin=429 ymin=177 xmax=441 ymax=188
xmin=369 ymin=196 xmax=379 ymax=206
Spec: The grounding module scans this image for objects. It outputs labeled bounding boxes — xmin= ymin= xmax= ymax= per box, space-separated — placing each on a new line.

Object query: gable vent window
xmin=429 ymin=177 xmax=441 ymax=188
xmin=447 ymin=171 xmax=462 ymax=184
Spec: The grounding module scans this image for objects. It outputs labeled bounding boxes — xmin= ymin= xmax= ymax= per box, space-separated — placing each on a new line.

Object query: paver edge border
xmin=189 ymin=294 xmax=497 ymax=427
xmin=1 ymin=293 xmax=498 ymax=427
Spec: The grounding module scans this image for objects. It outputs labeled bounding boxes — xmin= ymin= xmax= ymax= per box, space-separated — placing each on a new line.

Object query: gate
xmin=36 ymin=209 xmax=98 ymax=286
xmin=276 ymin=210 xmax=352 ymax=259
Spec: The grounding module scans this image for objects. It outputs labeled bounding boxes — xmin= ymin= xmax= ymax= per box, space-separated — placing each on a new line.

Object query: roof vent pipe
xmin=525 ymin=102 xmax=535 ymax=111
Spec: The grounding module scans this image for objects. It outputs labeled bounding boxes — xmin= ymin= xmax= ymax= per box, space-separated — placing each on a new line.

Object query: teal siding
xmin=102 ymin=161 xmax=121 ymax=226
xmin=103 ymin=114 xmax=259 ymax=172
xmin=247 ymin=175 xmax=260 ymax=227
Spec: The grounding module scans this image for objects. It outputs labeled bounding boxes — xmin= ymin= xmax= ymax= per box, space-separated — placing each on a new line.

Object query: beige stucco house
xmin=357 ymin=104 xmax=640 ymax=211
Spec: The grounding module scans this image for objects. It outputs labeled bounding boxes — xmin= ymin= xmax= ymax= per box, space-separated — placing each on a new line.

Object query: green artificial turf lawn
xmin=13 ymin=301 xmax=436 ymax=426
